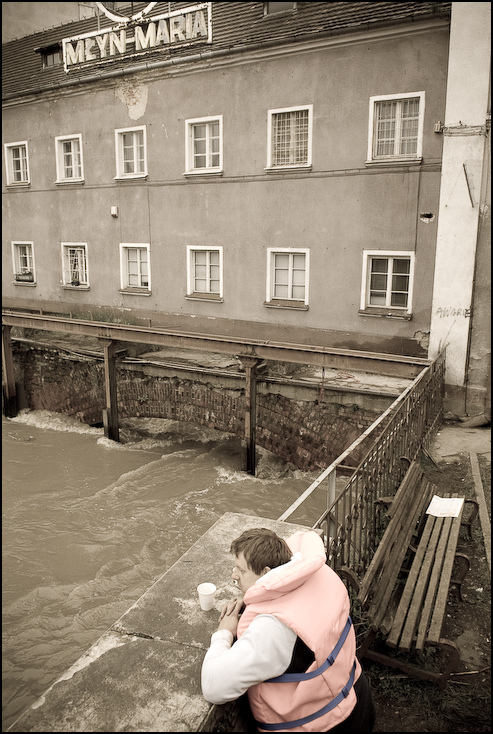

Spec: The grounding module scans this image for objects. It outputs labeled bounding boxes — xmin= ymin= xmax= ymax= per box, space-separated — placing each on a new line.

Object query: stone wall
xmin=13 ymin=343 xmax=384 ymax=471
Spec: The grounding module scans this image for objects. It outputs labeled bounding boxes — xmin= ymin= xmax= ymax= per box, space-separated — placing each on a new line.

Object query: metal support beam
xmin=2 ymin=325 xmax=18 ymax=417
xmin=1 ymin=311 xmax=429 ymax=379
xmin=101 ymin=339 xmax=119 ymax=442
xmin=240 ymin=357 xmax=261 ymax=475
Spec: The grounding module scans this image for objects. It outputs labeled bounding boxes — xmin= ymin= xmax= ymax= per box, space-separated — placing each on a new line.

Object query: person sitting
xmin=201 ymin=527 xmax=375 ymax=732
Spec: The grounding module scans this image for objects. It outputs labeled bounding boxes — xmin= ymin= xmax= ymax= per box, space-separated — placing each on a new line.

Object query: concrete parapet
xmin=8 ymin=512 xmax=315 ymax=732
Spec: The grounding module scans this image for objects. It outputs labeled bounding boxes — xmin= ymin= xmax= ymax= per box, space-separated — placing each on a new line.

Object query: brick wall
xmin=14 ymin=344 xmax=381 ymax=471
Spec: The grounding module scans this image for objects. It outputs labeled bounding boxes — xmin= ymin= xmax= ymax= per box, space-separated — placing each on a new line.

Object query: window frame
xmin=265 ymin=247 xmax=310 ymax=308
xmin=186 ymin=246 xmax=224 ymax=300
xmin=4 ymin=140 xmax=30 ymax=186
xmin=61 ymin=242 xmax=89 ymax=288
xmin=184 ymin=116 xmax=223 ymax=176
xmin=114 ymin=126 xmax=147 ymax=179
xmin=367 ymin=92 xmax=425 ymax=164
xmin=360 ymin=250 xmax=415 ymax=318
xmin=55 ymin=134 xmax=84 ymax=183
xmin=264 ymin=2 xmax=297 ymax=14
xmin=266 ymin=105 xmax=313 ymax=171
xmin=119 ymin=243 xmax=151 ymax=293
xmin=11 ymin=241 xmax=36 ymax=284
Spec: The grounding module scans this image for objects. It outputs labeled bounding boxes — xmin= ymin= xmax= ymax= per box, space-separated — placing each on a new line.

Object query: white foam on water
xmin=10 ymin=409 xmax=103 ymax=436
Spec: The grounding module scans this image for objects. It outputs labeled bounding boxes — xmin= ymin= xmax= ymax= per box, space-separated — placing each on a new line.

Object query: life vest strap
xmin=264 ymin=616 xmax=353 ymax=683
xmin=256 ymin=660 xmax=357 ymax=731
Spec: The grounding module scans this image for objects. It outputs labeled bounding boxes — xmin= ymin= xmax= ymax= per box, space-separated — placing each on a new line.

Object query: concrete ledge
xmin=8 ymin=512 xmax=315 ymax=732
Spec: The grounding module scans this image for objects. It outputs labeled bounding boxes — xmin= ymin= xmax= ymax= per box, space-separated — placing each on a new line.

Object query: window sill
xmin=62 ymin=284 xmax=90 ymax=290
xmin=114 ymin=174 xmax=148 ymax=181
xmin=186 ymin=293 xmax=223 ymax=302
xmin=264 ymin=300 xmax=308 ymax=311
xmin=13 ymin=280 xmax=36 ymax=286
xmin=365 ymin=158 xmax=422 ymax=167
xmin=358 ymin=308 xmax=411 ymax=320
xmin=183 ymin=170 xmax=224 ymax=177
xmin=55 ymin=179 xmax=85 ymax=186
xmin=119 ymin=288 xmax=151 ymax=296
xmin=264 ymin=165 xmax=312 ymax=174
xmin=6 ymin=182 xmax=30 ymax=189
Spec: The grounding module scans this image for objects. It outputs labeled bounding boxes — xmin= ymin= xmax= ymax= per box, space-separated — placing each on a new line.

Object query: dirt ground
xmin=363 ymin=448 xmax=491 ymax=733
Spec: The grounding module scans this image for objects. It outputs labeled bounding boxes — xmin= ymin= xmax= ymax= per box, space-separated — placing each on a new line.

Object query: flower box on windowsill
xmin=14 ymin=272 xmax=34 ymax=282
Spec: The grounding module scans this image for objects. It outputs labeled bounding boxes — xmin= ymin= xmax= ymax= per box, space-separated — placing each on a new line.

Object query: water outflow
xmin=2 ymin=410 xmax=322 ymax=730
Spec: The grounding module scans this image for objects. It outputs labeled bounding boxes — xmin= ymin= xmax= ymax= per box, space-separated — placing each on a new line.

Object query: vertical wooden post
xmin=240 ymin=357 xmax=260 ymax=475
xmin=2 ymin=325 xmax=18 ymax=418
xmin=101 ymin=339 xmax=119 ymax=442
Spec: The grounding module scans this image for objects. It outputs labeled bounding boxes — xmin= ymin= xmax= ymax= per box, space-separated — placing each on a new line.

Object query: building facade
xmin=2 ymin=2 xmax=490 ymax=416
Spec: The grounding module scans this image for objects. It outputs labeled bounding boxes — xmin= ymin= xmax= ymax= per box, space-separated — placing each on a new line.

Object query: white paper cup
xmin=197 ymin=582 xmax=216 ymax=611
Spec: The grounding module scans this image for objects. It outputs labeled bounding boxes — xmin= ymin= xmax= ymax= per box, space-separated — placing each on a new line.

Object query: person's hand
xmin=217 ymin=597 xmax=243 ymax=636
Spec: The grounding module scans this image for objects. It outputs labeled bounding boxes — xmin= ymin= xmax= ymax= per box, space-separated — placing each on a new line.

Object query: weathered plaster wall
xmin=3 ymin=25 xmax=450 ymax=355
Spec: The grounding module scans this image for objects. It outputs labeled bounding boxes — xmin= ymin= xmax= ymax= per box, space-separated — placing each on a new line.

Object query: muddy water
xmin=2 ymin=410 xmax=325 ymax=730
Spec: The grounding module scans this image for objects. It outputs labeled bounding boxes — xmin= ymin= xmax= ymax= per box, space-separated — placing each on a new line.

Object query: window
xmin=266 ymin=248 xmax=309 ymax=308
xmin=115 ymin=126 xmax=147 ymax=178
xmin=187 ymin=246 xmax=223 ymax=300
xmin=360 ymin=251 xmax=414 ymax=317
xmin=185 ymin=116 xmax=223 ymax=175
xmin=4 ymin=141 xmax=30 ymax=185
xmin=367 ymin=93 xmax=425 ymax=163
xmin=267 ymin=106 xmax=313 ymax=170
xmin=61 ymin=243 xmax=89 ymax=286
xmin=120 ymin=243 xmax=150 ymax=292
xmin=264 ymin=2 xmax=296 ymax=14
xmin=55 ymin=134 xmax=83 ymax=182
xmin=43 ymin=48 xmax=62 ymax=68
xmin=12 ymin=242 xmax=35 ymax=283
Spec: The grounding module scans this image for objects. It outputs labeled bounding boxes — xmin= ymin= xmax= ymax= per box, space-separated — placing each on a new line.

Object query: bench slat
xmin=386 ymin=515 xmax=435 ymax=648
xmin=414 ymin=517 xmax=453 ymax=651
xmin=358 ymin=464 xmax=424 ymax=603
xmin=398 ymin=516 xmax=443 ymax=650
xmin=367 ymin=480 xmax=434 ymax=629
xmin=426 ymin=502 xmax=464 ymax=645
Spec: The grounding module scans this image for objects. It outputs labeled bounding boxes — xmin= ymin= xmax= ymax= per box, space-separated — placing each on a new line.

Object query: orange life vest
xmin=237 ymin=531 xmax=361 ymax=732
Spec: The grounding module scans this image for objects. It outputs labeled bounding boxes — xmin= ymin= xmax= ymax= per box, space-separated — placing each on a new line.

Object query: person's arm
xmin=201 ymin=614 xmax=297 ymax=705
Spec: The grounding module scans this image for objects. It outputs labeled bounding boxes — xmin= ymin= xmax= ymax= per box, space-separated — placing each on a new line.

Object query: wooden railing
xmin=279 ymin=350 xmax=446 ymax=575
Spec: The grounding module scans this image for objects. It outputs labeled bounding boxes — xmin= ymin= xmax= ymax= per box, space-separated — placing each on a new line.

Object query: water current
xmin=2 ymin=409 xmax=325 ymax=730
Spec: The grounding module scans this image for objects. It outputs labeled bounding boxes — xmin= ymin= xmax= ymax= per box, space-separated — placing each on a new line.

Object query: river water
xmin=2 ymin=409 xmax=325 ymax=730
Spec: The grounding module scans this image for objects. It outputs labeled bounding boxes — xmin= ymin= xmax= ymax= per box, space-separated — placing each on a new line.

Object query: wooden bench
xmin=340 ymin=456 xmax=478 ymax=689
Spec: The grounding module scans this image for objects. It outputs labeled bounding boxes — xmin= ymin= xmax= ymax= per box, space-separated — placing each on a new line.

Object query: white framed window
xmin=55 ymin=134 xmax=83 ymax=182
xmin=119 ymin=243 xmax=150 ymax=292
xmin=61 ymin=242 xmax=89 ymax=287
xmin=360 ymin=251 xmax=415 ymax=316
xmin=266 ymin=248 xmax=309 ymax=307
xmin=4 ymin=141 xmax=30 ymax=185
xmin=185 ymin=116 xmax=223 ymax=175
xmin=12 ymin=241 xmax=35 ymax=284
xmin=267 ymin=106 xmax=313 ymax=170
xmin=115 ymin=126 xmax=147 ymax=179
xmin=367 ymin=92 xmax=425 ymax=163
xmin=186 ymin=246 xmax=223 ymax=299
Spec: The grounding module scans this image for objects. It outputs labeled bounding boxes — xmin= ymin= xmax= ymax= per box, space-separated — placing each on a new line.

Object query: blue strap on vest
xmin=264 ymin=615 xmax=353 ymax=683
xmin=255 ymin=660 xmax=357 ymax=731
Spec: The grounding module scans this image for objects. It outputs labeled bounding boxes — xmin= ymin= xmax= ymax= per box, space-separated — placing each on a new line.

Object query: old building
xmin=2 ymin=2 xmax=490 ymax=416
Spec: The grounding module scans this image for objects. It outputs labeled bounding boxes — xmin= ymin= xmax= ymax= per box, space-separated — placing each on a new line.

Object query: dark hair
xmin=230 ymin=528 xmax=292 ymax=575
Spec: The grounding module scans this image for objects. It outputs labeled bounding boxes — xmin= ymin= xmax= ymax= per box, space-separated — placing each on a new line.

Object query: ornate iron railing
xmin=278 ymin=350 xmax=445 ymax=575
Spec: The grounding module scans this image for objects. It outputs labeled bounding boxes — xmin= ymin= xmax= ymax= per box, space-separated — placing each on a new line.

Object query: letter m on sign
xmin=64 ymin=39 xmax=85 ymax=66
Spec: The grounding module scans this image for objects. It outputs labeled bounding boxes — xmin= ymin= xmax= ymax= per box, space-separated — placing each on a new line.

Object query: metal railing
xmin=279 ymin=350 xmax=445 ymax=575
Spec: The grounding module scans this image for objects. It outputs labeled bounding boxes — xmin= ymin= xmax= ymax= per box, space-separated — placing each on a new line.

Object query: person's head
xmin=230 ymin=528 xmax=292 ymax=593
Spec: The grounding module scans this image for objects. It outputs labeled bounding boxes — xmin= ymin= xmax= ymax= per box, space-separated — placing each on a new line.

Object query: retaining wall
xmin=11 ymin=342 xmax=388 ymax=470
